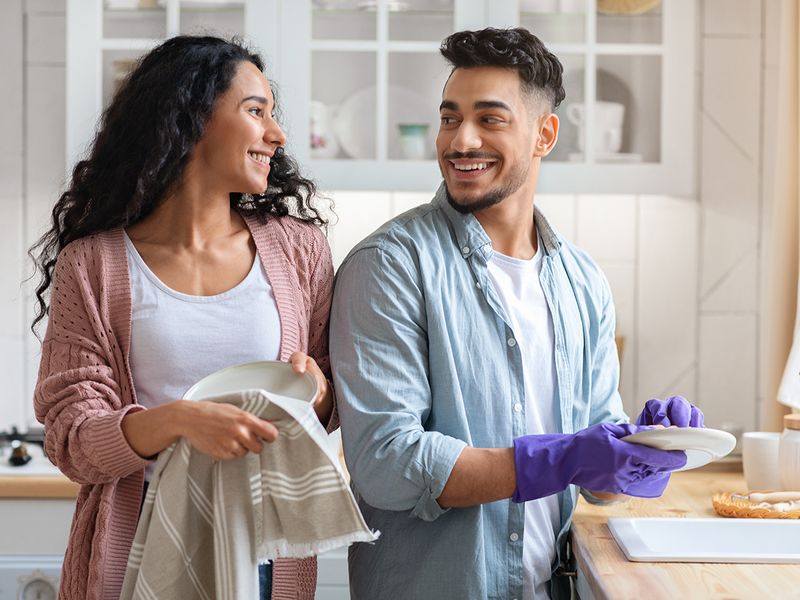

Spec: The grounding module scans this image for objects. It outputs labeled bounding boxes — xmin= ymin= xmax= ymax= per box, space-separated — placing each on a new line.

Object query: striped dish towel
xmin=120 ymin=389 xmax=378 ymax=600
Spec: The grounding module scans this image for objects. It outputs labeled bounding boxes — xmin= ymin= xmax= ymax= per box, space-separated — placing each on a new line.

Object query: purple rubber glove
xmin=635 ymin=396 xmax=704 ymax=428
xmin=512 ymin=422 xmax=687 ymax=502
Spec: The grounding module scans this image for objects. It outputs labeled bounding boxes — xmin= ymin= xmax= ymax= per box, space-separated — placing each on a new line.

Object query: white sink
xmin=608 ymin=517 xmax=800 ymax=563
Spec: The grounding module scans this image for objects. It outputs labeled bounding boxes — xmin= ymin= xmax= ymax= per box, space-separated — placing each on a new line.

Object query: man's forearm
xmin=437 ymin=446 xmax=517 ymax=507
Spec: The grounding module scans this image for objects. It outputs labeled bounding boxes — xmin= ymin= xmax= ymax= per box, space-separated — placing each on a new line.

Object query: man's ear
xmin=534 ymin=113 xmax=559 ymax=158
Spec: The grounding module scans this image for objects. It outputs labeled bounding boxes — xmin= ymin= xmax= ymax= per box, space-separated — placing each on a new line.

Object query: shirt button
xmin=509 ymin=532 xmax=519 ymax=542
xmin=513 ymin=403 xmax=522 ymax=413
xmin=475 ymin=281 xmax=481 ymax=289
xmin=462 ymin=245 xmax=470 ymax=255
xmin=507 ymin=337 xmax=517 ymax=347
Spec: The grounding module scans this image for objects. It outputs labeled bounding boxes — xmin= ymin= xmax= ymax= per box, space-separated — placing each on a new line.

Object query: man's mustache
xmin=442 ymin=152 xmax=500 ymax=161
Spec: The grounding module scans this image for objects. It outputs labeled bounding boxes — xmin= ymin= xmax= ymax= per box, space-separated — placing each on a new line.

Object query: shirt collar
xmin=433 ymin=182 xmax=564 ymax=259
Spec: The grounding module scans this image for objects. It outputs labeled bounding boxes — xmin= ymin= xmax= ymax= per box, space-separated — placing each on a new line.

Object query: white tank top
xmin=124 ymin=231 xmax=282 ymax=476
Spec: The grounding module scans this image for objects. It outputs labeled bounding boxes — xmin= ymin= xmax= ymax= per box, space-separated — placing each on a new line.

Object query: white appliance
xmin=0 ymin=444 xmax=72 ymax=600
xmin=0 ymin=556 xmax=61 ymax=600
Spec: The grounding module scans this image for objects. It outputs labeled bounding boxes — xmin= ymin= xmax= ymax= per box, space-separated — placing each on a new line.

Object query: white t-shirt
xmin=124 ymin=232 xmax=282 ymax=479
xmin=487 ymin=243 xmax=560 ymax=600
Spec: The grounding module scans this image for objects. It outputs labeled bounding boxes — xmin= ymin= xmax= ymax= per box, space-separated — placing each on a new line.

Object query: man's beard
xmin=443 ymin=158 xmax=530 ymax=215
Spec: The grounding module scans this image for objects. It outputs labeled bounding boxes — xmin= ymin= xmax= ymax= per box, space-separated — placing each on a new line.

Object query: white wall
xmin=0 ymin=0 xmax=775 ymax=434
xmin=0 ymin=0 xmax=25 ymax=431
xmin=697 ymin=0 xmax=766 ymax=432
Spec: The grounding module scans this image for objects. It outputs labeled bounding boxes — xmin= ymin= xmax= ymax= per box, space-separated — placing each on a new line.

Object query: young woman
xmin=31 ymin=36 xmax=335 ymax=600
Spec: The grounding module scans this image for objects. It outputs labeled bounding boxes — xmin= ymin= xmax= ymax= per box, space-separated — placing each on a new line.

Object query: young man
xmin=330 ymin=28 xmax=702 ymax=600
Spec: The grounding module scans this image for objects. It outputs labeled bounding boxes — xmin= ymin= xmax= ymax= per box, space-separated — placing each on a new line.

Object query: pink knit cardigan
xmin=34 ymin=213 xmax=336 ymax=600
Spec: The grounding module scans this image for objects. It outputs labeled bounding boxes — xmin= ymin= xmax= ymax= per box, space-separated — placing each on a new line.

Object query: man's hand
xmin=635 ymin=396 xmax=704 ymax=428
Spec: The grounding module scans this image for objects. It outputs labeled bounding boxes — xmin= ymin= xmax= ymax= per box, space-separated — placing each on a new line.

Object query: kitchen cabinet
xmin=285 ymin=0 xmax=696 ymax=194
xmin=66 ymin=0 xmax=695 ymax=194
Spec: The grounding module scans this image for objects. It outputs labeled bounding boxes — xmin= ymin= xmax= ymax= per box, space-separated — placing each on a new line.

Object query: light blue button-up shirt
xmin=330 ymin=185 xmax=627 ymax=600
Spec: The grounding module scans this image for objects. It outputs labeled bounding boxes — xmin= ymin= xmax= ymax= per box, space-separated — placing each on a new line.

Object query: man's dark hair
xmin=440 ymin=27 xmax=565 ymax=111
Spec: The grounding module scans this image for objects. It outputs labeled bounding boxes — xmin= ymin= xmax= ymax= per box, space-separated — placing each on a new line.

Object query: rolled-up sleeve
xmin=330 ymin=245 xmax=467 ymax=521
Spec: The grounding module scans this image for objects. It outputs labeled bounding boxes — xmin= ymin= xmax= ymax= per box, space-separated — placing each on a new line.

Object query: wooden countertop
xmin=0 ymin=475 xmax=79 ymax=499
xmin=571 ymin=460 xmax=799 ymax=599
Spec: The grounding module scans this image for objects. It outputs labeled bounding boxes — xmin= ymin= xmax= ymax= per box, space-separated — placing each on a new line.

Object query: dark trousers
xmin=258 ymin=562 xmax=273 ymax=600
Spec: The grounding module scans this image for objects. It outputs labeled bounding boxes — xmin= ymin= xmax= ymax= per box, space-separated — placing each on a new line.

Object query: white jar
xmin=778 ymin=414 xmax=800 ymax=490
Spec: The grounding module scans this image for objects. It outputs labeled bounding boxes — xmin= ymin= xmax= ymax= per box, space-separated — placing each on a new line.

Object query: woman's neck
xmin=127 ymin=185 xmax=245 ymax=250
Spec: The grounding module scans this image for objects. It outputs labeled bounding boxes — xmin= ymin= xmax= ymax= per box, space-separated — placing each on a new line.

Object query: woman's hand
xmin=178 ymin=400 xmax=279 ymax=461
xmin=289 ymin=351 xmax=333 ymax=424
xmin=122 ymin=399 xmax=278 ymax=461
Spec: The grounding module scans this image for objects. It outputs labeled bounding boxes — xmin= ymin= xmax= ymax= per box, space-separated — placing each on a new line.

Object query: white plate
xmin=621 ymin=427 xmax=736 ymax=471
xmin=183 ymin=360 xmax=317 ymax=403
xmin=333 ymin=85 xmax=437 ymax=160
xmin=608 ymin=517 xmax=800 ymax=563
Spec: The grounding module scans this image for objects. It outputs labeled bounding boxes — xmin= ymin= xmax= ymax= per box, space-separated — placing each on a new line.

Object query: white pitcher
xmin=565 ymin=101 xmax=625 ymax=154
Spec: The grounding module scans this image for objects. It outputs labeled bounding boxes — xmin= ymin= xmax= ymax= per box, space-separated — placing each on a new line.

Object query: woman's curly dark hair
xmin=440 ymin=27 xmax=565 ymax=110
xmin=30 ymin=35 xmax=327 ymax=333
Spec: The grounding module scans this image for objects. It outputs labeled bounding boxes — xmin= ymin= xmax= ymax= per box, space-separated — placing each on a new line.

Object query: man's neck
xmin=474 ymin=188 xmax=538 ymax=259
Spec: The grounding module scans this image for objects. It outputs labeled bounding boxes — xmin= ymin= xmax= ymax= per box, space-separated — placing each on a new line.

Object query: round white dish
xmin=333 ymin=85 xmax=437 ymax=160
xmin=621 ymin=427 xmax=737 ymax=472
xmin=183 ymin=360 xmax=317 ymax=403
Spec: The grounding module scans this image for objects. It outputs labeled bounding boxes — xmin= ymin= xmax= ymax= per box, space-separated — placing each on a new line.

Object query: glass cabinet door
xmin=70 ymin=0 xmax=694 ymax=194
xmin=387 ymin=51 xmax=448 ymax=161
xmin=519 ymin=0 xmax=587 ymax=45
xmin=518 ymin=0 xmax=664 ymax=166
xmin=309 ymin=0 xmax=453 ymax=166
xmin=300 ymin=0 xmax=462 ymax=189
xmin=100 ymin=1 xmax=248 ymax=109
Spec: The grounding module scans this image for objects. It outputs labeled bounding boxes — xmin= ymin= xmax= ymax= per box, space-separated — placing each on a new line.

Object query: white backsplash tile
xmin=659 ymin=365 xmax=697 ymax=406
xmin=702 ymin=37 xmax=760 ymax=159
xmin=698 ymin=313 xmax=757 ymax=431
xmin=576 ymin=195 xmax=636 ymax=262
xmin=700 ymin=207 xmax=758 ymax=297
xmin=0 ymin=334 xmax=25 ymax=431
xmin=701 ymin=248 xmax=758 ymax=312
xmin=535 ymin=194 xmax=575 ymax=242
xmin=599 ymin=262 xmax=636 ymax=416
xmin=703 ymin=0 xmax=761 ymax=37
xmin=700 ymin=113 xmax=758 ymax=222
xmin=761 ymin=62 xmax=779 ymax=206
xmin=762 ymin=0 xmax=781 ymax=68
xmin=636 ymin=196 xmax=699 ymax=405
xmin=629 ymin=364 xmax=698 ymax=423
xmin=328 ymin=191 xmax=392 ymax=270
xmin=23 ymin=328 xmax=42 ymax=427
xmin=391 ymin=191 xmax=432 ymax=216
